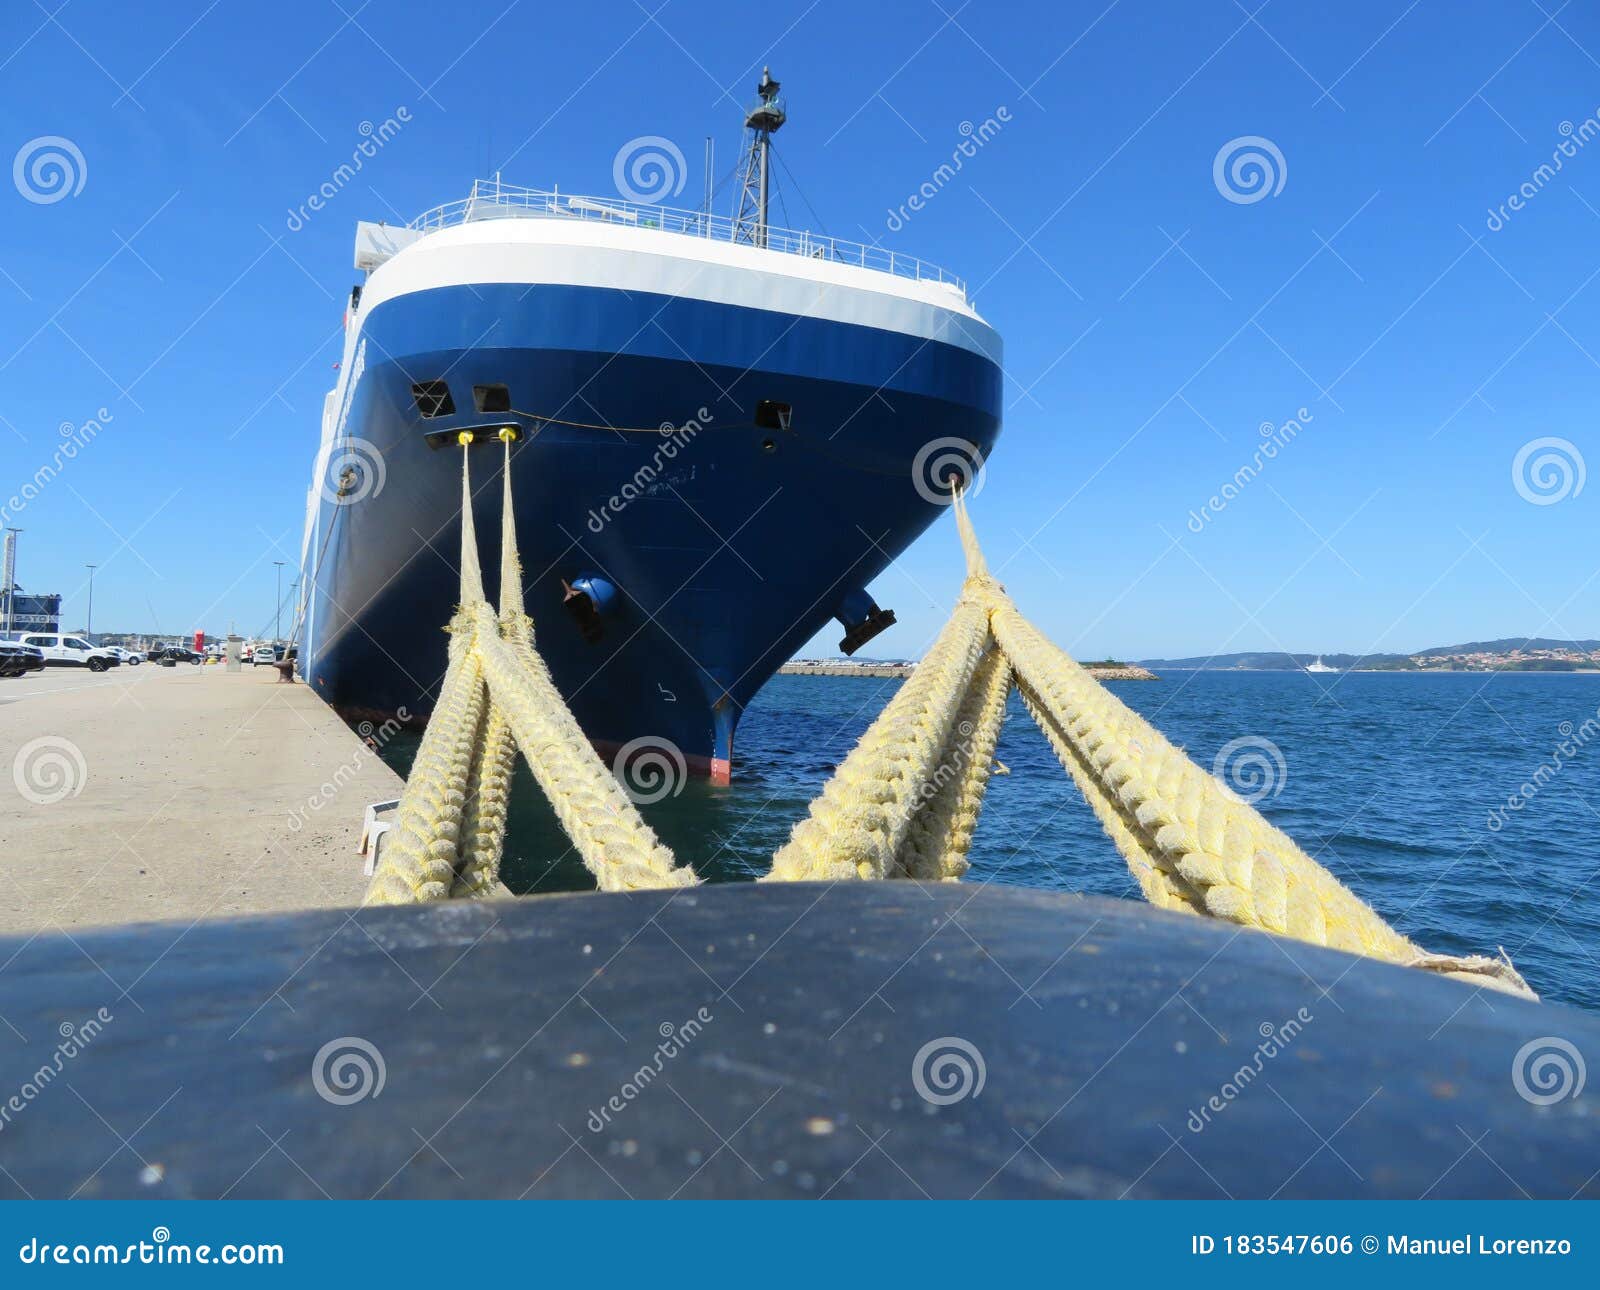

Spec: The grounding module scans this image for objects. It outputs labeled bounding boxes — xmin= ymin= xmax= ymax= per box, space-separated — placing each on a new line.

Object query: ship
xmin=1304 ymin=656 xmax=1337 ymax=673
xmin=297 ymin=70 xmax=1003 ymax=782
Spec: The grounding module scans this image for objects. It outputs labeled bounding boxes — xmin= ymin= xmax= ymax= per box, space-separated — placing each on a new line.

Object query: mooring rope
xmin=359 ymin=444 xmax=1536 ymax=1000
xmin=895 ymin=641 xmax=1012 ymax=883
xmin=363 ymin=437 xmax=695 ymax=903
xmin=451 ymin=442 xmax=524 ymax=899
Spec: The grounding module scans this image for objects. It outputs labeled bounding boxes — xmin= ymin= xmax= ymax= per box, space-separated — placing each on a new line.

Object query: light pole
xmin=273 ymin=561 xmax=286 ymax=643
xmin=84 ymin=564 xmax=97 ymax=640
xmin=1 ymin=528 xmax=20 ymax=633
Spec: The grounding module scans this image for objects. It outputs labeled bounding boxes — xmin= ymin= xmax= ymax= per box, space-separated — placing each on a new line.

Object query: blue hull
xmin=303 ymin=282 xmax=1001 ymax=778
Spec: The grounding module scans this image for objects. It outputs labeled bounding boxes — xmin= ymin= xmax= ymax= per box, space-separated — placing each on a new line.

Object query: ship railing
xmin=407 ymin=178 xmax=968 ymax=299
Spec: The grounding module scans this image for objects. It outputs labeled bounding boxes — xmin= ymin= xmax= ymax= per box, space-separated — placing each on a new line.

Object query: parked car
xmin=7 ymin=633 xmax=121 ymax=671
xmin=105 ymin=646 xmax=144 ymax=666
xmin=150 ymin=645 xmax=204 ymax=666
xmin=0 ymin=641 xmax=45 ymax=678
xmin=251 ymin=644 xmax=280 ymax=667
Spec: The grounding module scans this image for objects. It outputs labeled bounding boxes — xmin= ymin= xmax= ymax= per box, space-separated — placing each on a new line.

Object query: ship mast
xmin=732 ymin=67 xmax=786 ymax=247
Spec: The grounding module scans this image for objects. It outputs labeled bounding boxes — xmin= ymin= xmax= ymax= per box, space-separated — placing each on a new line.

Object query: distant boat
xmin=1304 ymin=656 xmax=1337 ymax=674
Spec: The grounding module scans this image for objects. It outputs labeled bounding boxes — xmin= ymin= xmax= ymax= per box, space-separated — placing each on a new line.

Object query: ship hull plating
xmin=303 ymin=281 xmax=1001 ymax=780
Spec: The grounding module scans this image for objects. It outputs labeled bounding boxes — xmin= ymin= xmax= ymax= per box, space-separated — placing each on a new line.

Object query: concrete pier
xmin=0 ymin=664 xmax=398 ymax=933
xmin=778 ymin=659 xmax=916 ymax=678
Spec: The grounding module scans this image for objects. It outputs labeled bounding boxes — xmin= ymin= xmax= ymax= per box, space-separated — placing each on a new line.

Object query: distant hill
xmin=1410 ymin=637 xmax=1600 ymax=657
xmin=1139 ymin=638 xmax=1600 ymax=671
xmin=1136 ymin=651 xmax=1401 ymax=671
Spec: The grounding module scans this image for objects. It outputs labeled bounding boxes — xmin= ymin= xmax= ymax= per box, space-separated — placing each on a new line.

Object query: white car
xmin=106 ymin=646 xmax=144 ymax=666
xmin=251 ymin=645 xmax=281 ymax=666
xmin=8 ymin=633 xmax=122 ymax=672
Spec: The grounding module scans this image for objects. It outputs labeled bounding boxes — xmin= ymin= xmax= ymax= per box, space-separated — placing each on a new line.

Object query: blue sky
xmin=0 ymin=0 xmax=1595 ymax=659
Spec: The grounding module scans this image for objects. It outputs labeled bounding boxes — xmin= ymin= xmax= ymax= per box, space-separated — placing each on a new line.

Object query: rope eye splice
xmin=361 ymin=456 xmax=1538 ymax=1003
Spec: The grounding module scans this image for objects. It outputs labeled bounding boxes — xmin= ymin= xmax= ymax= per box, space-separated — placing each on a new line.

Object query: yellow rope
xmin=473 ymin=605 xmax=696 ymax=891
xmin=363 ymin=610 xmax=486 ymax=904
xmin=358 ymin=443 xmax=1535 ymax=999
xmin=897 ymin=642 xmax=1012 ymax=882
xmin=949 ymin=493 xmax=1532 ymax=998
xmin=452 ymin=700 xmax=518 ymax=899
xmin=452 ymin=443 xmax=540 ymax=899
xmin=1014 ymin=676 xmax=1203 ymax=914
xmin=361 ymin=440 xmax=693 ymax=901
xmin=364 ymin=450 xmax=493 ymax=905
xmin=762 ymin=591 xmax=990 ymax=882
